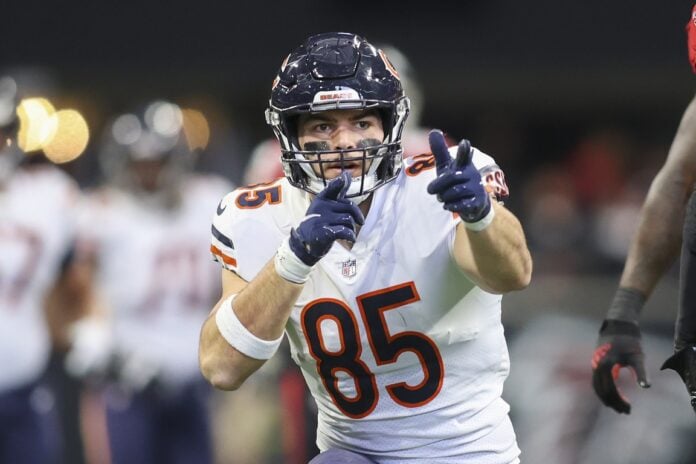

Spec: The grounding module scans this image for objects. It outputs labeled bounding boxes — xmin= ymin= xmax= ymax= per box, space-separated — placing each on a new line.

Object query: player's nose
xmin=331 ymin=125 xmax=359 ymax=151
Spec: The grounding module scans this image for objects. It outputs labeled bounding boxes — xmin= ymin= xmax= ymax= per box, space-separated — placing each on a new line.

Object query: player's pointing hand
xmin=288 ymin=171 xmax=365 ymax=267
xmin=427 ymin=130 xmax=493 ymax=228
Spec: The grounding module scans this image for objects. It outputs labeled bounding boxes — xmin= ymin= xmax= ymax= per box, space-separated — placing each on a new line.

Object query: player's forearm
xmin=619 ymin=170 xmax=691 ymax=296
xmin=460 ymin=203 xmax=532 ymax=293
xmin=200 ymin=311 xmax=266 ymax=390
xmin=232 ymin=260 xmax=304 ymax=339
xmin=199 ymin=260 xmax=303 ymax=390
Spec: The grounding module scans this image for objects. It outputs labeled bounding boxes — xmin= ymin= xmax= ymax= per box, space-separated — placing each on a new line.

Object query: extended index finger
xmin=319 ymin=171 xmax=351 ymax=200
xmin=428 ymin=129 xmax=452 ymax=175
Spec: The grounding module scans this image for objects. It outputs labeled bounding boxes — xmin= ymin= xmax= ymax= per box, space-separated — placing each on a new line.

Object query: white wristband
xmin=274 ymin=237 xmax=315 ymax=284
xmin=215 ymin=294 xmax=284 ymax=360
xmin=464 ymin=204 xmax=496 ymax=232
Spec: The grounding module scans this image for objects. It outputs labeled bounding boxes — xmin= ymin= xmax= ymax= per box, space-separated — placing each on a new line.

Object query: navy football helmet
xmin=265 ymin=32 xmax=410 ymax=201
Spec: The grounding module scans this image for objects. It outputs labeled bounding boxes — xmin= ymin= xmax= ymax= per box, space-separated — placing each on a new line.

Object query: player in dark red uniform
xmin=591 ymin=5 xmax=696 ymax=414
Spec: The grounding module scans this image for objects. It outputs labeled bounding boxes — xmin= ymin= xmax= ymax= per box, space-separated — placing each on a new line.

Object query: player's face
xmin=297 ymin=109 xmax=384 ymax=180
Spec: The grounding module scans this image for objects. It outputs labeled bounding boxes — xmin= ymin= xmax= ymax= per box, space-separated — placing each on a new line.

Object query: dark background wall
xmin=3 ymin=1 xmax=693 ymax=133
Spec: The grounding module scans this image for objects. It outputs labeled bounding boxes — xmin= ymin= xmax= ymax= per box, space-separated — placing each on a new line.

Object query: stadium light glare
xmin=16 ymin=97 xmax=56 ymax=153
xmin=181 ymin=108 xmax=210 ymax=151
xmin=42 ymin=109 xmax=90 ymax=163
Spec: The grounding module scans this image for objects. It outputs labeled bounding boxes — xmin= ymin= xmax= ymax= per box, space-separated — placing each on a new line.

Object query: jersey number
xmin=301 ymin=282 xmax=444 ymax=419
xmin=405 ymin=153 xmax=435 ymax=177
xmin=235 ymin=183 xmax=282 ymax=209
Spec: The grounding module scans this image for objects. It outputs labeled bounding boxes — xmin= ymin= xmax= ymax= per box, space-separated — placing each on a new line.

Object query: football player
xmin=0 ymin=75 xmax=83 ymax=463
xmin=591 ymin=5 xmax=696 ymax=415
xmin=200 ymin=32 xmax=532 ymax=463
xmin=66 ymin=101 xmax=232 ymax=464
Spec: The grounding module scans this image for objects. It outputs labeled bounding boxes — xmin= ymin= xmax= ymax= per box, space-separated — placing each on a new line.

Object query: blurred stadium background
xmin=3 ymin=1 xmax=696 ymax=463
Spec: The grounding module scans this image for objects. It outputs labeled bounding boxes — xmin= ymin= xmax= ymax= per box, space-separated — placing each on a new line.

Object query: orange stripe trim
xmin=210 ymin=245 xmax=237 ymax=267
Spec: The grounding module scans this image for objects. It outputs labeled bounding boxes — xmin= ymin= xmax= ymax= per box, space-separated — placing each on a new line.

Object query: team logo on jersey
xmin=340 ymin=258 xmax=357 ymax=278
xmin=216 ymin=199 xmax=227 ymax=215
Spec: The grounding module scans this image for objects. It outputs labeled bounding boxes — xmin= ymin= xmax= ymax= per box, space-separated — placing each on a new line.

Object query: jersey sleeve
xmin=210 ymin=186 xmax=286 ymax=282
xmin=210 ymin=191 xmax=239 ymax=273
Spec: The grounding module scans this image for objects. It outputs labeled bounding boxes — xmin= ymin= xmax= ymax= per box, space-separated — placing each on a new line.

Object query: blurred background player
xmin=0 ymin=75 xmax=84 ymax=464
xmin=591 ymin=6 xmax=696 ymax=415
xmin=65 ymin=100 xmax=232 ymax=464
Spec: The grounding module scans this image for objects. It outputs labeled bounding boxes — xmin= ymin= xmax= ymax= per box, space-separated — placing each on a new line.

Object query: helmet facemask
xmin=267 ymin=96 xmax=409 ymax=203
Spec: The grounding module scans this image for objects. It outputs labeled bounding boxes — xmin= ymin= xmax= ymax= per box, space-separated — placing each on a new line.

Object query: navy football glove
xmin=289 ymin=171 xmax=365 ymax=266
xmin=427 ymin=130 xmax=491 ymax=223
xmin=661 ymin=345 xmax=696 ymax=413
xmin=592 ymin=319 xmax=650 ymax=414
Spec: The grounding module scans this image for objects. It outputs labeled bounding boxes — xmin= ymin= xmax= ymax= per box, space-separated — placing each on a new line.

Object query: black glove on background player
xmin=592 ymin=289 xmax=651 ymax=414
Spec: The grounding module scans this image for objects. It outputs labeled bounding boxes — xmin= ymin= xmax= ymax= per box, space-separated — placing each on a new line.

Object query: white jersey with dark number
xmin=80 ymin=175 xmax=231 ymax=388
xmin=0 ymin=166 xmax=79 ymax=392
xmin=211 ymin=148 xmax=519 ymax=463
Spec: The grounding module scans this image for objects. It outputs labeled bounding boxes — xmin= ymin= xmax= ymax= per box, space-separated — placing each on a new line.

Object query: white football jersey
xmin=211 ymin=148 xmax=518 ymax=463
xmin=79 ymin=175 xmax=232 ymax=388
xmin=0 ymin=166 xmax=79 ymax=392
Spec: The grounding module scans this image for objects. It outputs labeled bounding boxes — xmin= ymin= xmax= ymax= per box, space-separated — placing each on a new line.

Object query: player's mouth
xmin=323 ymin=161 xmax=363 ymax=176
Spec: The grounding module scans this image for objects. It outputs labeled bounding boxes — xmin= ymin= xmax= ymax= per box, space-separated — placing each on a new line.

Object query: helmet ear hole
xmin=284 ymin=115 xmax=300 ymax=148
xmin=376 ymin=109 xmax=392 ymax=142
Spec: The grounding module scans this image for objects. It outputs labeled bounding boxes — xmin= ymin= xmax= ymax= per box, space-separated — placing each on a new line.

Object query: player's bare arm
xmin=619 ymin=94 xmax=696 ymax=295
xmin=453 ymin=201 xmax=532 ymax=294
xmin=199 ymin=264 xmax=302 ymax=390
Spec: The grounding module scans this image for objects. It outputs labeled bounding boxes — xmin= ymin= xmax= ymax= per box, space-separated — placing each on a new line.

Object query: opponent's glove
xmin=288 ymin=171 xmax=365 ymax=266
xmin=661 ymin=345 xmax=696 ymax=413
xmin=687 ymin=4 xmax=696 ymax=73
xmin=592 ymin=319 xmax=651 ymax=414
xmin=427 ymin=130 xmax=493 ymax=230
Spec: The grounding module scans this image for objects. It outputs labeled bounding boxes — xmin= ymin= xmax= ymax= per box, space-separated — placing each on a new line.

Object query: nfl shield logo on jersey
xmin=341 ymin=259 xmax=357 ymax=278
